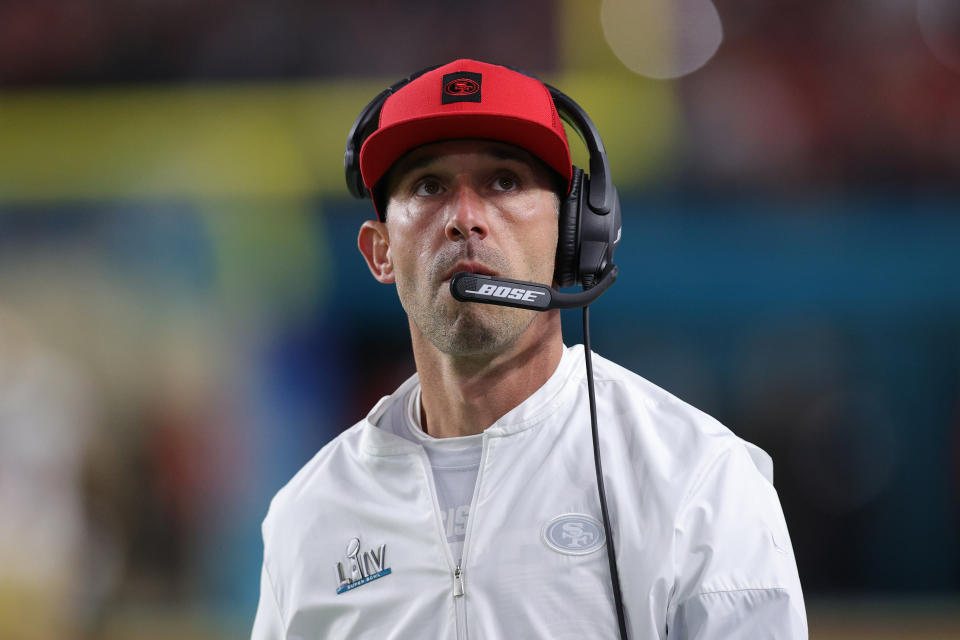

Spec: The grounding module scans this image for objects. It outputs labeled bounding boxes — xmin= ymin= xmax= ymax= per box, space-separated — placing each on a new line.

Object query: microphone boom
xmin=450 ymin=266 xmax=618 ymax=311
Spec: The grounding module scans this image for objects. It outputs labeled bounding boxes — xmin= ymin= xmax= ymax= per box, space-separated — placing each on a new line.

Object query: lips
xmin=442 ymin=262 xmax=498 ymax=282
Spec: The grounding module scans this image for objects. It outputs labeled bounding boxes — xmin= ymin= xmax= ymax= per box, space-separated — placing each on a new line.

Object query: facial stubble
xmin=396 ymin=247 xmax=540 ymax=357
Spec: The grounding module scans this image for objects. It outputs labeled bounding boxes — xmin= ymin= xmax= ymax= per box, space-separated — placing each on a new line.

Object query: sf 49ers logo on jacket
xmin=542 ymin=513 xmax=606 ymax=555
xmin=334 ymin=536 xmax=391 ymax=594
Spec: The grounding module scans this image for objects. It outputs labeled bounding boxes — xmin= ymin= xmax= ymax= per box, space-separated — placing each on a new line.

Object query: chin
xmin=431 ymin=304 xmax=536 ymax=357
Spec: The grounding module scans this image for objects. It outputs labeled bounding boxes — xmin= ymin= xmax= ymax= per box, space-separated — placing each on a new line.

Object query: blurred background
xmin=1 ymin=0 xmax=958 ymax=638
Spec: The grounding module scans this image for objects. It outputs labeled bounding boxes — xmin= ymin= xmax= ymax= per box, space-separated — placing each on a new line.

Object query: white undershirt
xmin=376 ymin=385 xmax=482 ymax=564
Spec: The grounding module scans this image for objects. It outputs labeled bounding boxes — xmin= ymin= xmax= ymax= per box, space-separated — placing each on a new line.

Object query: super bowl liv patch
xmin=542 ymin=513 xmax=606 ymax=555
xmin=334 ymin=537 xmax=391 ymax=594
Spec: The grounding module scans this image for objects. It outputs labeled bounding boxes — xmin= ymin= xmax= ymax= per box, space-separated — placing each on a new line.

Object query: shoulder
xmin=581 ymin=346 xmax=773 ymax=497
xmin=587 ymin=346 xmax=731 ymax=443
xmin=261 ymin=375 xmax=421 ymax=537
xmin=261 ymin=420 xmax=368 ymax=543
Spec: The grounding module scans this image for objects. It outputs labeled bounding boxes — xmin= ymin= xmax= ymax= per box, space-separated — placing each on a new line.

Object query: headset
xmin=344 ymin=65 xmax=629 ymax=639
xmin=344 ymin=65 xmax=622 ymax=296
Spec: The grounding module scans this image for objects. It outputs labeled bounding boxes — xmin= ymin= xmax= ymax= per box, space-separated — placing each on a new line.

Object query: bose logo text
xmin=465 ymin=284 xmax=545 ymax=302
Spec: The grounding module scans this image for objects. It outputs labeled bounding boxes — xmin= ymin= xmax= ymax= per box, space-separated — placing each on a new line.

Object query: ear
xmin=357 ymin=220 xmax=395 ymax=284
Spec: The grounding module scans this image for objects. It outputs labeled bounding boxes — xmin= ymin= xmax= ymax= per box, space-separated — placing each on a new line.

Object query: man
xmin=252 ymin=59 xmax=807 ymax=639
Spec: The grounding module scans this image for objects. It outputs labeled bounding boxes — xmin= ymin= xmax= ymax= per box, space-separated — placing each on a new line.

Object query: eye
xmin=492 ymin=175 xmax=517 ymax=192
xmin=414 ymin=179 xmax=444 ymax=196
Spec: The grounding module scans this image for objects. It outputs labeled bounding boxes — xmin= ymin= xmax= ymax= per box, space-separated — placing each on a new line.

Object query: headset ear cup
xmin=555 ymin=167 xmax=584 ymax=288
xmin=344 ymin=145 xmax=369 ymax=199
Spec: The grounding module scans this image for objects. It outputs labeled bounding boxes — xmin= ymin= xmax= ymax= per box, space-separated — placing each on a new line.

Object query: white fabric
xmin=252 ymin=345 xmax=807 ymax=639
xmin=382 ymin=385 xmax=482 ymax=563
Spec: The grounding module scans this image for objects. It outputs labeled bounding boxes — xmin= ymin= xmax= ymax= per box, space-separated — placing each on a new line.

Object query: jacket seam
xmin=693 ymin=586 xmax=789 ymax=597
xmin=263 ymin=557 xmax=288 ymax=630
xmin=362 ymin=369 xmax=575 ymax=451
xmin=670 ymin=440 xmax=737 ymax=614
xmin=484 ymin=395 xmax=570 ymax=437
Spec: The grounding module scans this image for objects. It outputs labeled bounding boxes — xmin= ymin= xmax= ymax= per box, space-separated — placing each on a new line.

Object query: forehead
xmin=384 ymin=140 xmax=552 ymax=189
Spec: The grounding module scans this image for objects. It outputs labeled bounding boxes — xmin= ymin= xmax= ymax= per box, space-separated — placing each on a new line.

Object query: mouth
xmin=442 ymin=262 xmax=499 ymax=283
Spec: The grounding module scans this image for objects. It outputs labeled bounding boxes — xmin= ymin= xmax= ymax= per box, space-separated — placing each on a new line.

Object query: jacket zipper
xmin=419 ymin=436 xmax=490 ymax=640
xmin=454 ymin=564 xmax=465 ymax=597
xmin=453 ymin=563 xmax=466 ymax=638
xmin=452 ymin=434 xmax=490 ymax=640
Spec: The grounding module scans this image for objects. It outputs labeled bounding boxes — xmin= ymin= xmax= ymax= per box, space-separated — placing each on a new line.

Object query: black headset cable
xmin=583 ymin=305 xmax=629 ymax=639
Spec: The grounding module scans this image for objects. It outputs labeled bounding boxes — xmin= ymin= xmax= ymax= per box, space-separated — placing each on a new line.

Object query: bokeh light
xmin=918 ymin=0 xmax=960 ymax=73
xmin=600 ymin=0 xmax=723 ymax=79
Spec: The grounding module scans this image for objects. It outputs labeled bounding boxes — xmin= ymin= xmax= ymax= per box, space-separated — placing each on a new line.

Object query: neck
xmin=411 ymin=312 xmax=564 ymax=438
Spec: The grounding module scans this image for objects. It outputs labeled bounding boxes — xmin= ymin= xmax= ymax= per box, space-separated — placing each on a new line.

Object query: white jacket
xmin=252 ymin=345 xmax=807 ymax=639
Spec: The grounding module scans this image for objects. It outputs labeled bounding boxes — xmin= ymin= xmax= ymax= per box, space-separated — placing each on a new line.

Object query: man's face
xmin=373 ymin=140 xmax=560 ymax=357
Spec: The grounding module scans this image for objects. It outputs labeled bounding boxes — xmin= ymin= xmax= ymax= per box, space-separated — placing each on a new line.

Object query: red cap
xmin=359 ymin=59 xmax=572 ymax=202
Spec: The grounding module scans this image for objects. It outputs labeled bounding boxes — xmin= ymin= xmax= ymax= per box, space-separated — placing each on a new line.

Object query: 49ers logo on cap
xmin=445 ymin=78 xmax=479 ymax=95
xmin=442 ymin=71 xmax=482 ymax=104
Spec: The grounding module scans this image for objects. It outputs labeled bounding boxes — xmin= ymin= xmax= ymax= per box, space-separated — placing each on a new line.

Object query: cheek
xmin=389 ymin=228 xmax=436 ymax=286
xmin=526 ymin=217 xmax=559 ymax=278
xmin=385 ymin=218 xmax=421 ymax=267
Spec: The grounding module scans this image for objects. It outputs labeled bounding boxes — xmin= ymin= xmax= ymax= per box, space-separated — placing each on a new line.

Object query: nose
xmin=444 ymin=184 xmax=489 ymax=242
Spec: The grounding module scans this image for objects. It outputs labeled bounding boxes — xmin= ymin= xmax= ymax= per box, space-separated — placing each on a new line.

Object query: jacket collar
xmin=360 ymin=345 xmax=584 ymax=455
